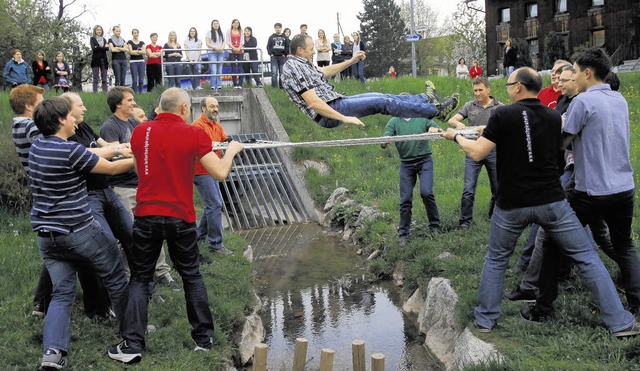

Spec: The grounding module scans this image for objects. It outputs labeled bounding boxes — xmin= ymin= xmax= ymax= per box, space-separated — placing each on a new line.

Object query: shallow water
xmin=242 ymin=224 xmax=442 ymax=370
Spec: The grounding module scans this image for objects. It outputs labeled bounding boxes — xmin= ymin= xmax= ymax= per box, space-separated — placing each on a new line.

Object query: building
xmin=485 ymin=0 xmax=640 ymax=74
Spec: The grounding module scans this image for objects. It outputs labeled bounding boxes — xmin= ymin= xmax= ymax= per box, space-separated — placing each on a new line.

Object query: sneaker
xmin=194 ymin=345 xmax=211 ymax=352
xmin=149 ymin=291 xmax=166 ymax=304
xmin=520 ymin=305 xmax=552 ymax=323
xmin=211 ymin=247 xmax=234 ymax=256
xmin=32 ymin=303 xmax=45 ymax=318
xmin=145 ymin=324 xmax=156 ymax=336
xmin=199 ymin=253 xmax=212 ymax=265
xmin=613 ymin=322 xmax=640 ymax=338
xmin=108 ymin=340 xmax=142 ymax=364
xmin=504 ymin=286 xmax=536 ymax=302
xmin=474 ymin=321 xmax=492 ymax=333
xmin=156 ymin=275 xmax=181 ymax=291
xmin=398 ymin=236 xmax=408 ymax=248
xmin=234 ymin=85 xmax=242 ymax=90
xmin=434 ymin=93 xmax=459 ymax=121
xmin=196 ymin=86 xmax=203 ymax=90
xmin=424 ymin=80 xmax=440 ymax=104
xmin=41 ymin=348 xmax=67 ymax=369
xmin=459 ymin=222 xmax=471 ymax=230
xmin=257 ymin=84 xmax=264 ymax=88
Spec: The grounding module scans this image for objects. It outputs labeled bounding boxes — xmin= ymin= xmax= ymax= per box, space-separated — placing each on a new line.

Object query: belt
xmin=37 ymin=230 xmax=65 ymax=238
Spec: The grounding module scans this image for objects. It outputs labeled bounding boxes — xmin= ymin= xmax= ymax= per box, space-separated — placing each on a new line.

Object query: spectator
xmin=266 ymin=22 xmax=289 ymax=89
xmin=503 ymin=38 xmax=516 ymax=77
xmin=538 ymin=60 xmax=571 ymax=108
xmin=351 ymin=32 xmax=366 ymax=83
xmin=31 ymin=50 xmax=51 ymax=91
xmin=341 ymin=35 xmax=353 ymax=80
xmin=226 ymin=19 xmax=244 ymax=89
xmin=90 ymin=25 xmax=109 ymax=93
xmin=145 ymin=32 xmax=163 ymax=92
xmin=127 ymin=29 xmax=146 ymax=94
xmin=469 ymin=59 xmax=483 ymax=79
xmin=242 ymin=27 xmax=262 ymax=87
xmin=205 ymin=19 xmax=226 ymax=92
xmin=456 ymin=58 xmax=469 ymax=79
xmin=330 ymin=33 xmax=344 ymax=66
xmin=109 ymin=25 xmax=129 ymax=87
xmin=315 ymin=29 xmax=331 ymax=67
xmin=163 ymin=31 xmax=183 ymax=88
xmin=3 ymin=49 xmax=32 ymax=88
xmin=52 ymin=52 xmax=71 ymax=93
xmin=388 ymin=66 xmax=397 ymax=79
xmin=184 ymin=27 xmax=203 ymax=90
xmin=283 ymin=28 xmax=292 ymax=39
xmin=300 ymin=24 xmax=308 ymax=36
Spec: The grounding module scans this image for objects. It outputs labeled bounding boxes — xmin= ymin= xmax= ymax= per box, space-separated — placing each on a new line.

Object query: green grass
xmin=266 ymin=73 xmax=640 ymax=369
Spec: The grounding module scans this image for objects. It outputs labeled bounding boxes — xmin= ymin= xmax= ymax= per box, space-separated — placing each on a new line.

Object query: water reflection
xmin=243 ymin=224 xmax=441 ymax=370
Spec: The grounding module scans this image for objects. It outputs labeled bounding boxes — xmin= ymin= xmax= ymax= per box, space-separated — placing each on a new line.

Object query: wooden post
xmin=352 ymin=340 xmax=365 ymax=371
xmin=292 ymin=338 xmax=308 ymax=371
xmin=319 ymin=348 xmax=335 ymax=371
xmin=253 ymin=343 xmax=268 ymax=371
xmin=371 ymin=353 xmax=385 ymax=371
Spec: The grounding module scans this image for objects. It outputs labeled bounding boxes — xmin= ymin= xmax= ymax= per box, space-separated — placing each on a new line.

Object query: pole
xmin=410 ymin=0 xmax=417 ymax=77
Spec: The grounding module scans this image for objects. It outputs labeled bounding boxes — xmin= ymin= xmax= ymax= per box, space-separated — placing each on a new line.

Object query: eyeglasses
xmin=558 ymin=78 xmax=573 ymax=83
xmin=505 ymin=81 xmax=520 ymax=87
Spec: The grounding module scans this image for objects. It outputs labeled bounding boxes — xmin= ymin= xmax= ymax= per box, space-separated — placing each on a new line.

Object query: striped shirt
xmin=12 ymin=117 xmax=42 ymax=173
xmin=282 ymin=55 xmax=343 ymax=121
xmin=29 ymin=136 xmax=99 ymax=234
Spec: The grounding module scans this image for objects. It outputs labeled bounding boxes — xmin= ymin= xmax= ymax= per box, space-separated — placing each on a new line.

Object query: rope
xmin=213 ymin=129 xmax=479 ymax=150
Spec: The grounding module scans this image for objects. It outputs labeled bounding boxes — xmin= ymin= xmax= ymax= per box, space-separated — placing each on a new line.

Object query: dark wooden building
xmin=485 ymin=0 xmax=640 ymax=74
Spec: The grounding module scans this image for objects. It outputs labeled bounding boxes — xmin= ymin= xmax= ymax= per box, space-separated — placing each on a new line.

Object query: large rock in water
xmin=238 ymin=312 xmax=265 ymax=364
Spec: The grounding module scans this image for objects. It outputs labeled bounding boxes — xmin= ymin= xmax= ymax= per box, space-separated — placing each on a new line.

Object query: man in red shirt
xmin=108 ymin=88 xmax=244 ymax=364
xmin=537 ymin=60 xmax=571 ymax=108
xmin=192 ymin=96 xmax=233 ymax=256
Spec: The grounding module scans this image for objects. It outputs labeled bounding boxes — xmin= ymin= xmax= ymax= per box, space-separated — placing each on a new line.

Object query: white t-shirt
xmin=456 ymin=64 xmax=469 ymax=79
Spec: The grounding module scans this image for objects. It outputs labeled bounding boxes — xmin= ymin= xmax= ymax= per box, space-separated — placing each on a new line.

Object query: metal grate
xmin=220 ymin=133 xmax=309 ymax=230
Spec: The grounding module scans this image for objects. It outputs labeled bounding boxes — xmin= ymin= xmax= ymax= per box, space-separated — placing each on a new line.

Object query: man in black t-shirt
xmin=442 ymin=67 xmax=639 ymax=337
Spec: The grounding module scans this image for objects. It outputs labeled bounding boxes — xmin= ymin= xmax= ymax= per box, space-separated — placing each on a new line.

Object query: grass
xmin=266 ymin=73 xmax=640 ymax=369
xmin=0 ymin=89 xmax=256 ymax=369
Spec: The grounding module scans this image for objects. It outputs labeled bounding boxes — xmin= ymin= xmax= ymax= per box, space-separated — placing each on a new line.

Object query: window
xmin=527 ymin=3 xmax=538 ymax=18
xmin=557 ymin=0 xmax=568 ymax=13
xmin=592 ymin=30 xmax=605 ymax=47
xmin=529 ymin=39 xmax=539 ymax=55
xmin=500 ymin=8 xmax=511 ymax=23
xmin=593 ymin=0 xmax=604 ymax=6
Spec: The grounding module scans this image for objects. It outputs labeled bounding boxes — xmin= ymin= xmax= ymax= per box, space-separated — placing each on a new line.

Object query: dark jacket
xmin=266 ymin=33 xmax=289 ymax=57
xmin=32 ymin=60 xmax=50 ymax=85
xmin=243 ymin=36 xmax=259 ymax=60
xmin=90 ymin=36 xmax=109 ymax=69
xmin=504 ymin=46 xmax=517 ymax=67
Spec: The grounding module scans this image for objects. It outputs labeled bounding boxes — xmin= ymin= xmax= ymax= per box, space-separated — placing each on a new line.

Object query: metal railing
xmin=160 ymin=47 xmax=265 ymax=87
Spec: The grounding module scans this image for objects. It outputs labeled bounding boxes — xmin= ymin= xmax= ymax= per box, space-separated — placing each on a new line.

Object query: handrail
xmin=160 ymin=47 xmax=265 ymax=87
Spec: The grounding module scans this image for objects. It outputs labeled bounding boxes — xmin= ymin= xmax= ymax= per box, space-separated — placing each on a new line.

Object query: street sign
xmin=405 ymin=34 xmax=421 ymax=42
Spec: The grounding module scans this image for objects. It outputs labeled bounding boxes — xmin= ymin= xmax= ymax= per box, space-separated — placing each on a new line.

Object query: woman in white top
xmin=206 ymin=19 xmax=225 ymax=91
xmin=456 ymin=57 xmax=469 ymax=79
xmin=184 ymin=27 xmax=203 ymax=89
xmin=315 ymin=29 xmax=331 ymax=67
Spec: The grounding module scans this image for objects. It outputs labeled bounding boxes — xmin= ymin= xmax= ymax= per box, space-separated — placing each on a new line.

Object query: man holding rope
xmin=282 ymin=34 xmax=459 ymax=128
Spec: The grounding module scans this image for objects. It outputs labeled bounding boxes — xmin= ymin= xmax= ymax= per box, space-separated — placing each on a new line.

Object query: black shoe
xmin=434 ymin=93 xmax=459 ymax=121
xmin=156 ymin=275 xmax=181 ymax=291
xmin=108 ymin=340 xmax=142 ymax=364
xmin=613 ymin=322 xmax=640 ymax=338
xmin=199 ymin=253 xmax=212 ymax=265
xmin=520 ymin=305 xmax=552 ymax=323
xmin=505 ymin=286 xmax=536 ymax=302
xmin=399 ymin=236 xmax=408 ymax=247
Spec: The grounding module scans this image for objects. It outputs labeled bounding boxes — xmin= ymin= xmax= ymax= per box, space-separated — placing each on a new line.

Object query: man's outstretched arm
xmin=320 ymin=51 xmax=365 ymax=79
xmin=442 ymin=128 xmax=495 ymax=161
xmin=301 ymin=88 xmax=364 ymax=127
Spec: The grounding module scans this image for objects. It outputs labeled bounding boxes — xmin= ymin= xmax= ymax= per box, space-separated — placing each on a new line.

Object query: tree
xmin=398 ymin=0 xmax=441 ymax=39
xmin=447 ymin=1 xmax=486 ymax=74
xmin=543 ymin=33 xmax=569 ymax=70
xmin=1 ymin=0 xmax=90 ymax=89
xmin=358 ymin=0 xmax=411 ymax=77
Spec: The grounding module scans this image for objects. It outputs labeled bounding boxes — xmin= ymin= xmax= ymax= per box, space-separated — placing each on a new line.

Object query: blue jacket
xmin=3 ymin=59 xmax=32 ymax=85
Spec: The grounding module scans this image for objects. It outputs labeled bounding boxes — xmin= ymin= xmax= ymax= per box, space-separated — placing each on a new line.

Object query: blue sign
xmin=405 ymin=34 xmax=421 ymax=42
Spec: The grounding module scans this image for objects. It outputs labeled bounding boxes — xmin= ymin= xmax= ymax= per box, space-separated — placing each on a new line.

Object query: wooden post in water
xmin=352 ymin=340 xmax=366 ymax=371
xmin=292 ymin=338 xmax=308 ymax=371
xmin=253 ymin=343 xmax=268 ymax=371
xmin=371 ymin=353 xmax=385 ymax=371
xmin=319 ymin=348 xmax=335 ymax=371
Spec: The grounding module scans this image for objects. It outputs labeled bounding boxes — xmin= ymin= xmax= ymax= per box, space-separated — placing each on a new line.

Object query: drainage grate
xmin=220 ymin=133 xmax=310 ymax=230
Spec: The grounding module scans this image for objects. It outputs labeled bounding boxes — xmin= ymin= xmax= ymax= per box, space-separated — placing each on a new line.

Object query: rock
xmin=342 ymin=227 xmax=354 ymax=241
xmin=393 ymin=261 xmax=406 ymax=287
xmin=356 ymin=249 xmax=363 ymax=255
xmin=355 ymin=206 xmax=380 ymax=226
xmin=418 ymin=278 xmax=459 ymax=367
xmin=237 ymin=312 xmax=265 ymax=365
xmin=324 ymin=187 xmax=349 ymax=211
xmin=243 ymin=245 xmax=254 ymax=262
xmin=303 ymin=160 xmax=329 ymax=175
xmin=366 ymin=249 xmax=381 ymax=261
xmin=402 ymin=287 xmax=425 ymax=314
xmin=453 ymin=328 xmax=503 ymax=369
xmin=438 ymin=252 xmax=454 ymax=260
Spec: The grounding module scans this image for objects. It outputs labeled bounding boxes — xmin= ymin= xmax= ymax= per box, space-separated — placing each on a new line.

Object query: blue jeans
xmin=120 ymin=216 xmax=214 ymax=350
xmin=320 ymin=93 xmax=437 ymax=128
xmin=112 ymin=59 xmax=128 ymax=87
xmin=130 ymin=62 xmax=145 ymax=93
xmin=352 ymin=60 xmax=365 ymax=83
xmin=88 ymin=187 xmax=134 ymax=260
xmin=92 ymin=66 xmax=108 ymax=93
xmin=474 ymin=200 xmax=634 ymax=332
xmin=207 ymin=52 xmax=225 ymax=89
xmin=194 ymin=175 xmax=224 ymax=250
xmin=270 ymin=55 xmax=287 ymax=88
xmin=398 ymin=156 xmax=440 ymax=236
xmin=165 ymin=63 xmax=181 ymax=88
xmin=506 ymin=66 xmax=515 ymax=77
xmin=39 ymin=220 xmax=129 ymax=352
xmin=187 ymin=61 xmax=201 ymax=89
xmin=460 ymin=151 xmax=498 ymax=225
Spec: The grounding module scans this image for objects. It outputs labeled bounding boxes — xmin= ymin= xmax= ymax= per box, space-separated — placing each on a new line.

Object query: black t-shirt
xmin=68 ymin=122 xmax=109 ymax=190
xmin=482 ymin=98 xmax=565 ymax=209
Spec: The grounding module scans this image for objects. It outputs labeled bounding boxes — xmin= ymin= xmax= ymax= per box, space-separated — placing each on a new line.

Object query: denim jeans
xmin=398 ymin=155 xmax=440 ymax=236
xmin=227 ymin=53 xmax=243 ymax=87
xmin=207 ymin=52 xmax=225 ymax=89
xmin=474 ymin=200 xmax=634 ymax=332
xmin=352 ymin=60 xmax=365 ymax=83
xmin=39 ymin=220 xmax=129 ymax=352
xmin=92 ymin=66 xmax=108 ymax=93
xmin=270 ymin=55 xmax=287 ymax=88
xmin=165 ymin=63 xmax=181 ymax=88
xmin=88 ymin=188 xmax=134 ymax=262
xmin=460 ymin=151 xmax=498 ymax=225
xmin=130 ymin=62 xmax=145 ymax=93
xmin=187 ymin=62 xmax=201 ymax=89
xmin=194 ymin=175 xmax=224 ymax=250
xmin=112 ymin=59 xmax=128 ymax=87
xmin=320 ymin=93 xmax=437 ymax=128
xmin=120 ymin=216 xmax=214 ymax=350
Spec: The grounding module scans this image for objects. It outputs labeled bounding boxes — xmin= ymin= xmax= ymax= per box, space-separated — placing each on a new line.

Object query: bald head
xmin=506 ymin=67 xmax=542 ymax=103
xmin=60 ymin=92 xmax=86 ymax=123
xmin=160 ymin=88 xmax=191 ymax=121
